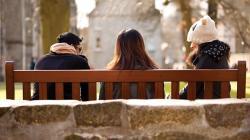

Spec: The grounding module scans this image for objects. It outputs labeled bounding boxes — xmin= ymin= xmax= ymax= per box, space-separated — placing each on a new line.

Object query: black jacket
xmin=99 ymin=82 xmax=155 ymax=100
xmin=32 ymin=52 xmax=90 ymax=100
xmin=99 ymin=64 xmax=160 ymax=100
xmin=179 ymin=40 xmax=230 ymax=99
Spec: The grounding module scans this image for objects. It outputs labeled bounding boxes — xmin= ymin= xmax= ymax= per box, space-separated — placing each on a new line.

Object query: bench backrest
xmin=5 ymin=61 xmax=246 ymax=100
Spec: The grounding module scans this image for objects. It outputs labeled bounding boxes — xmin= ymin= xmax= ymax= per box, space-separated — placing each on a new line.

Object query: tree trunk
xmin=208 ymin=0 xmax=218 ymax=24
xmin=40 ymin=0 xmax=70 ymax=54
xmin=177 ymin=0 xmax=192 ymax=62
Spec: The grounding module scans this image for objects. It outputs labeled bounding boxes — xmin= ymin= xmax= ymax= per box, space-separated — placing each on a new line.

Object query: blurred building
xmin=87 ymin=0 xmax=163 ymax=68
xmin=0 ymin=0 xmax=35 ymax=81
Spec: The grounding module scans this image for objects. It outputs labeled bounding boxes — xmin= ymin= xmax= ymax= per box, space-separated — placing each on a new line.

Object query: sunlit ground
xmin=0 ymin=72 xmax=249 ymax=99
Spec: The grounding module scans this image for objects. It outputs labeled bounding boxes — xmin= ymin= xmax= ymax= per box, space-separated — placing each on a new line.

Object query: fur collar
xmin=50 ymin=43 xmax=77 ymax=55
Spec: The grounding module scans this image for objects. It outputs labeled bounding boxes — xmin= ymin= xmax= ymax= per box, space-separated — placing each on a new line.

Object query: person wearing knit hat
xmin=179 ymin=15 xmax=231 ymax=99
xmin=187 ymin=15 xmax=218 ymax=44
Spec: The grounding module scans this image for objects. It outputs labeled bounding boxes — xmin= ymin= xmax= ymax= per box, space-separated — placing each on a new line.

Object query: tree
xmin=163 ymin=0 xmax=192 ymax=67
xmin=208 ymin=0 xmax=218 ymax=24
xmin=177 ymin=0 xmax=192 ymax=57
xmin=40 ymin=0 xmax=70 ymax=54
xmin=218 ymin=0 xmax=250 ymax=50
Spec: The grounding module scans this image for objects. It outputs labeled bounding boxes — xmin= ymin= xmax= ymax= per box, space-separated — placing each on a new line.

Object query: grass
xmin=0 ymin=83 xmax=24 ymax=100
xmin=0 ymin=72 xmax=250 ymax=99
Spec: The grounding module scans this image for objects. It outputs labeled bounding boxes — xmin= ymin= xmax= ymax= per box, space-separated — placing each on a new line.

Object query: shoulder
xmin=35 ymin=53 xmax=53 ymax=64
xmin=78 ymin=55 xmax=89 ymax=62
xmin=198 ymin=40 xmax=230 ymax=61
xmin=71 ymin=55 xmax=90 ymax=69
xmin=71 ymin=55 xmax=89 ymax=64
xmin=199 ymin=40 xmax=230 ymax=53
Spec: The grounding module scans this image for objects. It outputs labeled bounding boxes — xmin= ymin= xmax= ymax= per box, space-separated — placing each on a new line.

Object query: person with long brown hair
xmin=99 ymin=29 xmax=159 ymax=99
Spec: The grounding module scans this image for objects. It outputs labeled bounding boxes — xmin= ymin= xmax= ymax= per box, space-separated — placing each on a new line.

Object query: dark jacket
xmin=32 ymin=52 xmax=90 ymax=100
xmin=179 ymin=40 xmax=230 ymax=99
xmin=99 ymin=64 xmax=159 ymax=99
xmin=99 ymin=82 xmax=155 ymax=99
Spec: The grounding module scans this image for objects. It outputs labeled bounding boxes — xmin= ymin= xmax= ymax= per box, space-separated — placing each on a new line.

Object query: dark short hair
xmin=57 ymin=32 xmax=82 ymax=45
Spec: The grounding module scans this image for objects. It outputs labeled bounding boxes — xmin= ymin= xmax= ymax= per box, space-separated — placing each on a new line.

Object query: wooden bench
xmin=5 ymin=61 xmax=247 ymax=100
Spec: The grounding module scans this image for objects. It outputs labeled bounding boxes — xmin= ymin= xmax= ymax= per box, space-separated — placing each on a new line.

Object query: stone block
xmin=124 ymin=100 xmax=202 ymax=129
xmin=74 ymin=101 xmax=123 ymax=127
xmin=204 ymin=102 xmax=249 ymax=128
xmin=13 ymin=105 xmax=71 ymax=125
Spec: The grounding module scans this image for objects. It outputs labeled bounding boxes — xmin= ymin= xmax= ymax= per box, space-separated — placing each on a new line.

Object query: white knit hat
xmin=187 ymin=15 xmax=218 ymax=44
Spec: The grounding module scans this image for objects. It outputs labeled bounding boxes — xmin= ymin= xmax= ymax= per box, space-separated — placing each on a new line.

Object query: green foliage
xmin=40 ymin=0 xmax=70 ymax=54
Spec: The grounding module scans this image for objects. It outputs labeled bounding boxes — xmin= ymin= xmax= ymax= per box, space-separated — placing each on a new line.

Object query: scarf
xmin=50 ymin=43 xmax=77 ymax=55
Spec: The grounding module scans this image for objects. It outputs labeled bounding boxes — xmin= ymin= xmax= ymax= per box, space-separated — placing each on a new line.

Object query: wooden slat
xmin=138 ymin=82 xmax=146 ymax=99
xmin=5 ymin=61 xmax=15 ymax=99
xmin=105 ymin=82 xmax=113 ymax=99
xmin=88 ymin=82 xmax=96 ymax=100
xmin=171 ymin=81 xmax=179 ymax=99
xmin=121 ymin=82 xmax=130 ymax=99
xmin=221 ymin=82 xmax=230 ymax=98
xmin=55 ymin=82 xmax=64 ymax=99
xmin=39 ymin=83 xmax=47 ymax=99
xmin=5 ymin=60 xmax=247 ymax=101
xmin=72 ymin=83 xmax=80 ymax=100
xmin=204 ymin=82 xmax=213 ymax=99
xmin=154 ymin=82 xmax=164 ymax=99
xmin=187 ymin=82 xmax=196 ymax=100
xmin=23 ymin=82 xmax=31 ymax=100
xmin=237 ymin=61 xmax=246 ymax=98
xmin=14 ymin=70 xmax=238 ymax=82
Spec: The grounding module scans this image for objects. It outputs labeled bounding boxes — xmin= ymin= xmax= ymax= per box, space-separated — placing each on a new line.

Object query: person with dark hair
xmin=179 ymin=16 xmax=231 ymax=99
xmin=99 ymin=29 xmax=162 ymax=99
xmin=32 ymin=32 xmax=90 ymax=101
xmin=29 ymin=57 xmax=36 ymax=70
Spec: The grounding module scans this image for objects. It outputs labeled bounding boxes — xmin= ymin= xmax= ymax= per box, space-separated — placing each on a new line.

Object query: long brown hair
xmin=107 ymin=29 xmax=158 ymax=70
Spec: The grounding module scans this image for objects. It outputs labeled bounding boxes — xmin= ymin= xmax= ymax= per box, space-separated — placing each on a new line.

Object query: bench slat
xmin=89 ymin=82 xmax=96 ymax=100
xmin=187 ymin=82 xmax=196 ymax=100
xmin=5 ymin=61 xmax=15 ymax=99
xmin=105 ymin=82 xmax=113 ymax=99
xmin=72 ymin=83 xmax=80 ymax=100
xmin=237 ymin=61 xmax=246 ymax=98
xmin=154 ymin=82 xmax=164 ymax=99
xmin=121 ymin=82 xmax=130 ymax=99
xmin=171 ymin=82 xmax=179 ymax=99
xmin=5 ymin=61 xmax=246 ymax=100
xmin=55 ymin=82 xmax=64 ymax=99
xmin=221 ymin=82 xmax=230 ymax=98
xmin=39 ymin=83 xmax=47 ymax=99
xmin=204 ymin=82 xmax=213 ymax=99
xmin=23 ymin=82 xmax=31 ymax=100
xmin=138 ymin=82 xmax=146 ymax=99
xmin=13 ymin=70 xmax=239 ymax=82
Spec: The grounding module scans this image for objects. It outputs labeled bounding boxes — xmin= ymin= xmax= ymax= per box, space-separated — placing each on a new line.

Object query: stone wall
xmin=0 ymin=99 xmax=250 ymax=140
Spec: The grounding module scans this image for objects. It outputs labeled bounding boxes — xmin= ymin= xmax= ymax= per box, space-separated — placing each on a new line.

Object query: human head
xmin=107 ymin=29 xmax=158 ymax=70
xmin=187 ymin=15 xmax=218 ymax=45
xmin=57 ymin=32 xmax=83 ymax=53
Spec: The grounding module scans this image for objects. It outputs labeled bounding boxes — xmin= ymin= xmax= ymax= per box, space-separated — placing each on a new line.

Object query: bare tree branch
xmin=218 ymin=0 xmax=250 ymax=48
